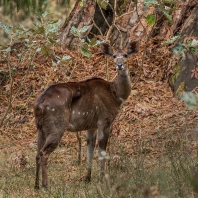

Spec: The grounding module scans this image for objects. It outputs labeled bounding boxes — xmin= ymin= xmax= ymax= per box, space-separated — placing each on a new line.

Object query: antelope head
xmin=100 ymin=40 xmax=139 ymax=70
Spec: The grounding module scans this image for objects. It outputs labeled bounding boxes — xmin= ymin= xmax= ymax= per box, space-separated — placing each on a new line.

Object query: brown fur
xmin=34 ymin=41 xmax=139 ymax=189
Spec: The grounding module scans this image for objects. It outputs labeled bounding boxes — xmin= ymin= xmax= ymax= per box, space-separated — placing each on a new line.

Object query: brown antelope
xmin=34 ymin=40 xmax=139 ymax=189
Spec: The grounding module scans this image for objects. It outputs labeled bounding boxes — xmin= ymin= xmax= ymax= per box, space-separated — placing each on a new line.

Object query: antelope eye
xmin=113 ymin=55 xmax=116 ymax=58
xmin=124 ymin=54 xmax=128 ymax=58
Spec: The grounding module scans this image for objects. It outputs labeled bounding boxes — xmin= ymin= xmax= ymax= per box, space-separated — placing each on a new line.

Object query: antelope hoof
xmin=42 ymin=184 xmax=48 ymax=189
xmin=34 ymin=185 xmax=39 ymax=190
xmin=84 ymin=176 xmax=91 ymax=183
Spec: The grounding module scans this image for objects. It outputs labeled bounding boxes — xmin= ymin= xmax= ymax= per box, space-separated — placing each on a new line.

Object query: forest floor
xmin=0 ymin=40 xmax=198 ymax=198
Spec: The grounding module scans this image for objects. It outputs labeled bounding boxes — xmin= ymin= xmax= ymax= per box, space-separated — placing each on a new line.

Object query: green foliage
xmin=0 ymin=0 xmax=70 ymax=17
xmin=163 ymin=0 xmax=176 ymax=4
xmin=172 ymin=43 xmax=185 ymax=55
xmin=145 ymin=13 xmax=156 ymax=26
xmin=163 ymin=35 xmax=180 ymax=44
xmin=0 ymin=0 xmax=46 ymax=15
xmin=171 ymin=39 xmax=198 ymax=56
xmin=97 ymin=0 xmax=108 ymax=10
xmin=70 ymin=25 xmax=90 ymax=37
xmin=70 ymin=25 xmax=100 ymax=58
xmin=81 ymin=43 xmax=93 ymax=58
xmin=159 ymin=7 xmax=172 ymax=21
xmin=144 ymin=0 xmax=158 ymax=5
xmin=0 ymin=22 xmax=12 ymax=34
xmin=144 ymin=0 xmax=173 ymax=25
xmin=164 ymin=34 xmax=198 ymax=57
xmin=0 ymin=11 xmax=70 ymax=65
xmin=181 ymin=92 xmax=198 ymax=110
xmin=80 ymin=0 xmax=86 ymax=7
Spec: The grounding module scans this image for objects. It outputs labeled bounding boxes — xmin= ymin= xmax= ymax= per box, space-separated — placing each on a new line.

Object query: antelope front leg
xmin=35 ymin=153 xmax=41 ymax=189
xmin=98 ymin=126 xmax=110 ymax=181
xmin=39 ymin=132 xmax=62 ymax=188
xmin=85 ymin=129 xmax=97 ymax=182
xmin=35 ymin=130 xmax=45 ymax=189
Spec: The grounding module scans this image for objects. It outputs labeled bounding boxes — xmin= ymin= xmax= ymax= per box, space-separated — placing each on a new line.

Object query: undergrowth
xmin=0 ymin=126 xmax=198 ymax=198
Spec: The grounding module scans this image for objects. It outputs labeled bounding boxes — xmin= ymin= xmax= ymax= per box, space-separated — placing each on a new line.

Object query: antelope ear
xmin=127 ymin=40 xmax=139 ymax=55
xmin=100 ymin=43 xmax=113 ymax=56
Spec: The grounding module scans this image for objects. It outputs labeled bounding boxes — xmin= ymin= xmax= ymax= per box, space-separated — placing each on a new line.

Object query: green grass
xmin=0 ymin=130 xmax=197 ymax=198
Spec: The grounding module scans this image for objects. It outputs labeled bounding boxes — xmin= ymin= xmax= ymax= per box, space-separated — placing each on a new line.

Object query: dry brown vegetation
xmin=0 ymin=35 xmax=198 ymax=197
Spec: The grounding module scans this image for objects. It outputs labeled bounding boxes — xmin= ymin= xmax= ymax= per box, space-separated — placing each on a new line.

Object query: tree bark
xmin=60 ymin=0 xmax=96 ymax=49
xmin=60 ymin=0 xmax=198 ymax=95
xmin=60 ymin=0 xmax=147 ymax=49
xmin=169 ymin=2 xmax=198 ymax=96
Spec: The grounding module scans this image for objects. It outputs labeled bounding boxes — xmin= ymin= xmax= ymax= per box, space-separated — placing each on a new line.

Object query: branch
xmin=0 ymin=47 xmax=38 ymax=127
xmin=0 ymin=53 xmax=13 ymax=127
xmin=131 ymin=2 xmax=159 ymax=88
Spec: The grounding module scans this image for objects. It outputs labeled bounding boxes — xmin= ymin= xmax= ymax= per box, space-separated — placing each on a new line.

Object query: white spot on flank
xmin=87 ymin=112 xmax=89 ymax=115
xmin=52 ymin=108 xmax=55 ymax=111
xmin=57 ymin=95 xmax=59 ymax=98
xmin=73 ymin=111 xmax=75 ymax=114
xmin=78 ymin=112 xmax=80 ymax=115
xmin=96 ymin=106 xmax=98 ymax=110
xmin=66 ymin=98 xmax=67 ymax=102
xmin=46 ymin=107 xmax=50 ymax=110
xmin=83 ymin=112 xmax=85 ymax=115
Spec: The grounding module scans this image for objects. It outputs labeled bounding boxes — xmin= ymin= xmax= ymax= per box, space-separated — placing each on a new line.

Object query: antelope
xmin=34 ymin=40 xmax=139 ymax=189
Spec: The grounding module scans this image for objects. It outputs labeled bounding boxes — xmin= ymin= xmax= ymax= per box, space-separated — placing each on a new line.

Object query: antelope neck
xmin=111 ymin=67 xmax=131 ymax=105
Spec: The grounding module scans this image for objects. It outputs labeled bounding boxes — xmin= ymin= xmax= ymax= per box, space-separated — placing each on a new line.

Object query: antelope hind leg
xmin=85 ymin=129 xmax=97 ymax=182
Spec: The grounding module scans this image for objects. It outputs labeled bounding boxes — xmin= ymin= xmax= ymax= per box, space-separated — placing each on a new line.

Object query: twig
xmin=11 ymin=62 xmax=32 ymax=104
xmin=92 ymin=19 xmax=104 ymax=36
xmin=97 ymin=185 xmax=106 ymax=198
xmin=134 ymin=0 xmax=148 ymax=37
xmin=0 ymin=46 xmax=39 ymax=127
xmin=131 ymin=1 xmax=158 ymax=89
xmin=0 ymin=53 xmax=13 ymax=127
xmin=106 ymin=0 xmax=116 ymax=41
xmin=98 ymin=3 xmax=111 ymax=29
xmin=104 ymin=0 xmax=117 ymax=81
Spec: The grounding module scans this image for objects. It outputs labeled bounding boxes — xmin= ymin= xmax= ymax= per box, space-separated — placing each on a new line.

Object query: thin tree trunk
xmin=60 ymin=0 xmax=96 ymax=49
xmin=169 ymin=3 xmax=198 ymax=96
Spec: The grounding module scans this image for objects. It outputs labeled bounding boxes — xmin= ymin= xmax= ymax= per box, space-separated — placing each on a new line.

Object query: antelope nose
xmin=116 ymin=64 xmax=123 ymax=70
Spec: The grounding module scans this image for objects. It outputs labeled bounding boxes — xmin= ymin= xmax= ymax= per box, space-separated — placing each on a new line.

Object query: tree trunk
xmin=60 ymin=0 xmax=96 ymax=49
xmin=60 ymin=0 xmax=198 ymax=95
xmin=169 ymin=2 xmax=198 ymax=96
xmin=60 ymin=0 xmax=147 ymax=49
